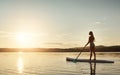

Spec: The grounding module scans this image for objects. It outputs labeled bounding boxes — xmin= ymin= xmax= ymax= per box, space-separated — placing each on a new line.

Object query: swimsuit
xmin=90 ymin=42 xmax=95 ymax=48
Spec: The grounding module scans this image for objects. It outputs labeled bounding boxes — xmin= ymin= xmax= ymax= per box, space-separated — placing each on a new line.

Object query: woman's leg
xmin=90 ymin=49 xmax=92 ymax=60
xmin=93 ymin=48 xmax=96 ymax=60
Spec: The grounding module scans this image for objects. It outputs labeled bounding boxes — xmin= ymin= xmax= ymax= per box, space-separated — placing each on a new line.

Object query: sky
xmin=0 ymin=0 xmax=120 ymax=48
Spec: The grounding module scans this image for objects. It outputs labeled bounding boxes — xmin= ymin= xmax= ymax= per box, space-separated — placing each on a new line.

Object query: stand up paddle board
xmin=66 ymin=57 xmax=114 ymax=63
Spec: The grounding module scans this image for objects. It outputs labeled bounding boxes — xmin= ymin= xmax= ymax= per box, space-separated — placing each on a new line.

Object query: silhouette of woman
xmin=85 ymin=31 xmax=96 ymax=60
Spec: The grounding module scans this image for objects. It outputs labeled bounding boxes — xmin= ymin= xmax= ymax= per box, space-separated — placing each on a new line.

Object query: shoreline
xmin=0 ymin=46 xmax=120 ymax=52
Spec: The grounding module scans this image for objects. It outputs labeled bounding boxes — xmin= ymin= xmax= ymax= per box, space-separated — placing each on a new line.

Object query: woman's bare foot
xmin=90 ymin=59 xmax=92 ymax=61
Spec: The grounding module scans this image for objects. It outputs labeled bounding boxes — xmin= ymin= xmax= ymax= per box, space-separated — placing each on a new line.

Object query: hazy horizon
xmin=0 ymin=0 xmax=120 ymax=48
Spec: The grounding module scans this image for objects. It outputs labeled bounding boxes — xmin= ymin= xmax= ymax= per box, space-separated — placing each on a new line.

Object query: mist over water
xmin=0 ymin=52 xmax=119 ymax=75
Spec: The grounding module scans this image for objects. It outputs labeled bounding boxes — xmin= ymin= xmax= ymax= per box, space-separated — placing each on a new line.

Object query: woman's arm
xmin=84 ymin=37 xmax=90 ymax=47
xmin=85 ymin=41 xmax=89 ymax=47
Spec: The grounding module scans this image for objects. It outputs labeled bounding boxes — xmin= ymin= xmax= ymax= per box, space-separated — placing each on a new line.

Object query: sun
xmin=15 ymin=32 xmax=45 ymax=48
xmin=16 ymin=32 xmax=33 ymax=47
xmin=16 ymin=33 xmax=28 ymax=42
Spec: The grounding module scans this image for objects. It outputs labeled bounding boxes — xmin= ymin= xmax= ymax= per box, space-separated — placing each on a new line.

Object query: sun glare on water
xmin=17 ymin=52 xmax=24 ymax=73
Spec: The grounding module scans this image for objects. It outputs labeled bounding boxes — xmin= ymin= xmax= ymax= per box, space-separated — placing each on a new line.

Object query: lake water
xmin=0 ymin=52 xmax=119 ymax=75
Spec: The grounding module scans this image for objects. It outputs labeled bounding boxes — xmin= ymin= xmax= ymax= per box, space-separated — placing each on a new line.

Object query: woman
xmin=85 ymin=31 xmax=96 ymax=60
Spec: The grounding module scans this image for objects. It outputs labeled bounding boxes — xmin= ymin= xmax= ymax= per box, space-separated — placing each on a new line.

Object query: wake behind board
xmin=66 ymin=57 xmax=114 ymax=63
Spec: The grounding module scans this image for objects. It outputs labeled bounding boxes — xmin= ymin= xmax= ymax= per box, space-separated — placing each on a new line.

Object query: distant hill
xmin=0 ymin=46 xmax=120 ymax=52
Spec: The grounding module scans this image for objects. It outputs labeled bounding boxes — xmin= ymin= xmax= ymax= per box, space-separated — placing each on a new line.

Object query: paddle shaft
xmin=75 ymin=47 xmax=85 ymax=61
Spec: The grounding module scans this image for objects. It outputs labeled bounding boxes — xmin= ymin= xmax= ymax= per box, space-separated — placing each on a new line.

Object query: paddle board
xmin=66 ymin=57 xmax=114 ymax=63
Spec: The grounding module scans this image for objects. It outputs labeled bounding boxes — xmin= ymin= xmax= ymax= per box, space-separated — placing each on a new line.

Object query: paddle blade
xmin=73 ymin=60 xmax=77 ymax=63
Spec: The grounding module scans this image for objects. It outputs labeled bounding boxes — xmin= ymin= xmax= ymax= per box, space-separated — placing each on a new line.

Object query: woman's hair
xmin=89 ymin=31 xmax=95 ymax=41
xmin=89 ymin=31 xmax=93 ymax=36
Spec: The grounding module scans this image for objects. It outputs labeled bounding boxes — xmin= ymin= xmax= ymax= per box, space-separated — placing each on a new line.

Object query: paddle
xmin=73 ymin=46 xmax=86 ymax=63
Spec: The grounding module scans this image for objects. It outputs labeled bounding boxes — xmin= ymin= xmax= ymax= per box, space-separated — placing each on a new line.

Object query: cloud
xmin=0 ymin=31 xmax=16 ymax=38
xmin=44 ymin=42 xmax=64 ymax=46
xmin=95 ymin=21 xmax=101 ymax=24
xmin=94 ymin=17 xmax=107 ymax=25
xmin=44 ymin=42 xmax=80 ymax=48
xmin=0 ymin=31 xmax=9 ymax=34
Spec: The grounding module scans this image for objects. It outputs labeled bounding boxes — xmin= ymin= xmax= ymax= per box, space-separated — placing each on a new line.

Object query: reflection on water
xmin=90 ymin=62 xmax=96 ymax=75
xmin=17 ymin=52 xmax=24 ymax=73
xmin=0 ymin=52 xmax=119 ymax=75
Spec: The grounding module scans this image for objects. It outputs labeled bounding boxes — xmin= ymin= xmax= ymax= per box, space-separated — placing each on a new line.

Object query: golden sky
xmin=0 ymin=0 xmax=120 ymax=48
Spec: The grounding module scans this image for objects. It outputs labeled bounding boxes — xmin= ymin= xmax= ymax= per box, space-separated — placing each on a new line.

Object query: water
xmin=0 ymin=52 xmax=119 ymax=75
